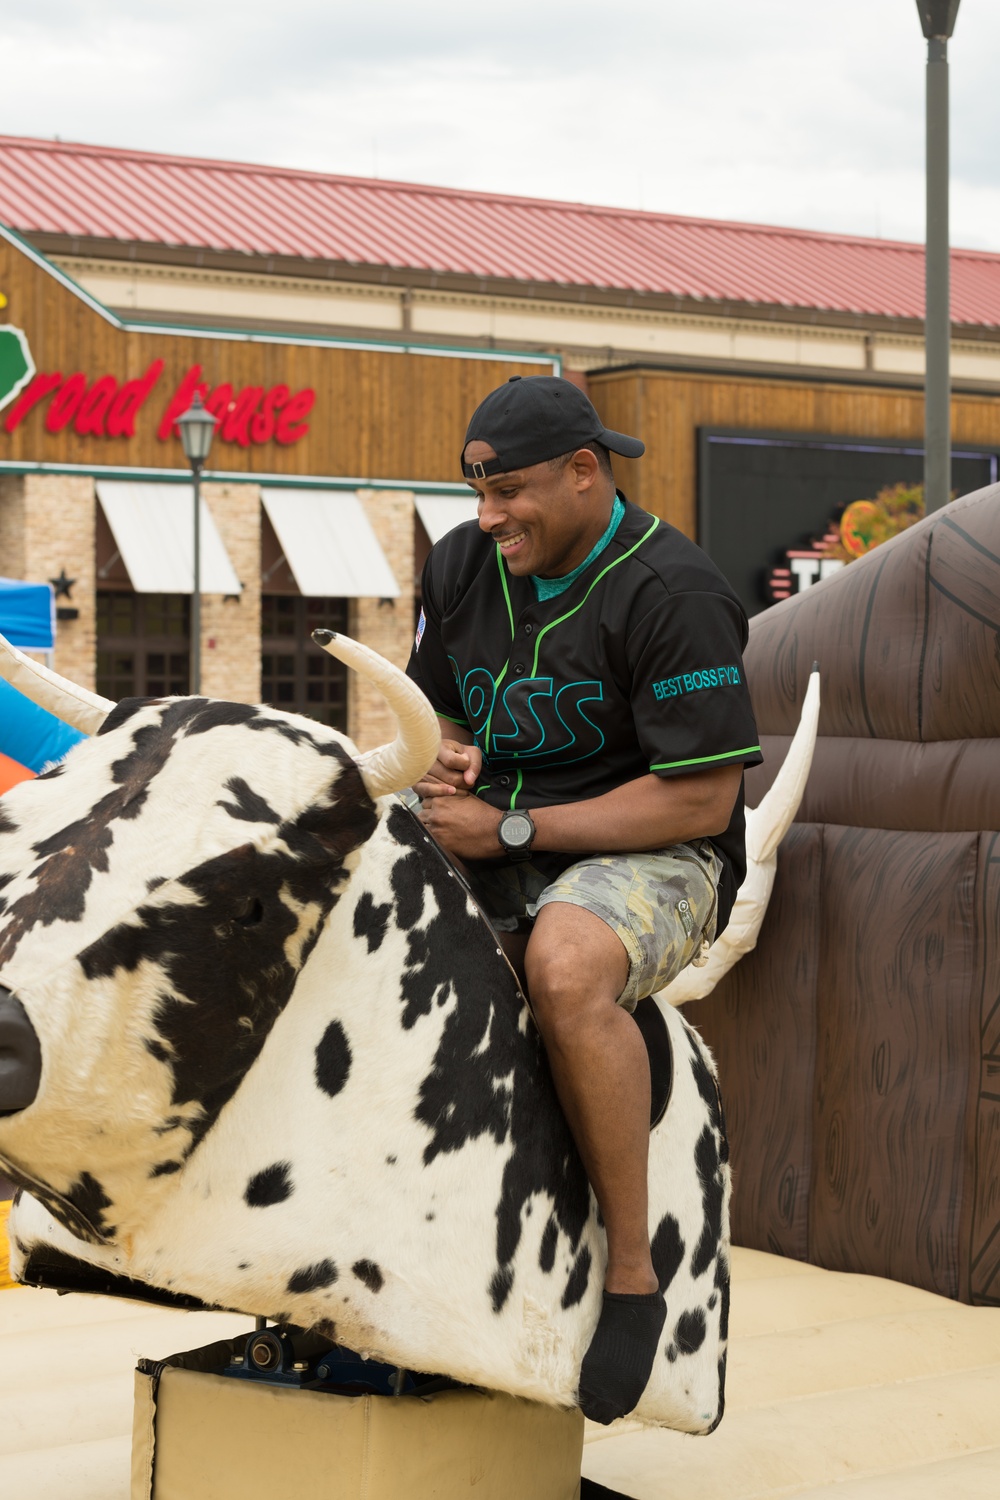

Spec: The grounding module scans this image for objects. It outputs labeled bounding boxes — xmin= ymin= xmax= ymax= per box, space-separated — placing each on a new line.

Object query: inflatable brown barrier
xmin=690 ymin=480 xmax=1000 ymax=1305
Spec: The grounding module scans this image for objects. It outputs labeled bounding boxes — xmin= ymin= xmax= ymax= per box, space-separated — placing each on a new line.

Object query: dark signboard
xmin=698 ymin=429 xmax=997 ymax=615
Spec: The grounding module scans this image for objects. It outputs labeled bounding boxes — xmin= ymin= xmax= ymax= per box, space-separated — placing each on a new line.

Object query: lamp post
xmin=176 ymin=393 xmax=216 ymax=693
xmin=916 ymin=0 xmax=961 ymax=514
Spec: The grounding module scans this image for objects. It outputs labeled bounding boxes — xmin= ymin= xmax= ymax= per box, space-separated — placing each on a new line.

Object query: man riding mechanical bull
xmin=407 ymin=375 xmax=762 ymax=1422
xmin=0 ymin=376 xmax=792 ymax=1434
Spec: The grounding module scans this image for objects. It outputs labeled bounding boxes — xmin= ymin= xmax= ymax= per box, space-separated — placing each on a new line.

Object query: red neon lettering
xmin=3 ymin=372 xmax=62 ymax=433
xmin=275 ymin=388 xmax=315 ymax=445
xmin=221 ymin=386 xmax=264 ymax=448
xmin=154 ymin=374 xmax=314 ymax=446
xmin=204 ymin=383 xmax=234 ymax=426
xmin=250 ymin=385 xmax=289 ymax=444
xmin=156 ymin=365 xmax=208 ymax=442
xmin=45 ymin=373 xmax=88 ymax=433
xmin=106 ymin=359 xmax=164 ymax=438
xmin=4 ymin=360 xmax=312 ymax=446
xmin=74 ymin=375 xmax=119 ymax=437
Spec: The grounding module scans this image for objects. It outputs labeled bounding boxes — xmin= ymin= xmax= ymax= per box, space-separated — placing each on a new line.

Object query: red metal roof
xmin=3 ymin=134 xmax=1000 ymax=329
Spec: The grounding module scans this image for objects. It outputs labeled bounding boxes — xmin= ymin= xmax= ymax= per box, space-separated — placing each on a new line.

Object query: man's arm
xmin=417 ymin=764 xmax=742 ymax=864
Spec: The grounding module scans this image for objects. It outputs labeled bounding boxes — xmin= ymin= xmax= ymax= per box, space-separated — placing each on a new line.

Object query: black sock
xmin=577 ymin=1289 xmax=666 ymax=1425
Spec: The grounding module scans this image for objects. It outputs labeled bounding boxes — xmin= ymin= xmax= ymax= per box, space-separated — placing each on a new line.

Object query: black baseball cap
xmin=462 ymin=375 xmax=645 ymax=480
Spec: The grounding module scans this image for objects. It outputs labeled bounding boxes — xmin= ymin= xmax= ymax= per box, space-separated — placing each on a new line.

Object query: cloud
xmin=1 ymin=0 xmax=998 ymax=249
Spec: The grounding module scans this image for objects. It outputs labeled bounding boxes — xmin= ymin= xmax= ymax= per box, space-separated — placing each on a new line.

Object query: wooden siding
xmin=589 ymin=366 xmax=1000 ymax=537
xmin=0 ymin=238 xmax=551 ymax=481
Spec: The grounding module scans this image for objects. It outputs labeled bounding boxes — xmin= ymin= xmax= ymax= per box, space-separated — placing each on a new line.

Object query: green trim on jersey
xmin=437 ymin=711 xmax=470 ymax=727
xmin=510 ymin=768 xmax=523 ymax=809
xmin=482 ymin=549 xmax=518 ymax=755
xmin=483 ymin=662 xmax=509 ymax=754
xmin=496 ymin=546 xmax=516 ymax=638
xmin=530 ymin=516 xmax=659 ymax=676
xmin=651 ymin=744 xmax=762 ymax=771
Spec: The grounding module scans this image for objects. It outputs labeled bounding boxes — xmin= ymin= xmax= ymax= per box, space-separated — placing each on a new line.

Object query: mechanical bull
xmin=0 ymin=631 xmax=814 ymax=1432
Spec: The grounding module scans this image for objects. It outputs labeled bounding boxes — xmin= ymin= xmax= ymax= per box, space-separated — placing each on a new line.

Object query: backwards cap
xmin=462 ymin=375 xmax=644 ymax=479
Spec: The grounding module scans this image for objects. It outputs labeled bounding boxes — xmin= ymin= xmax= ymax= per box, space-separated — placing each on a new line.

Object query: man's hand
xmin=418 ymin=790 xmax=504 ymax=862
xmin=414 ymin=738 xmax=483 ymax=800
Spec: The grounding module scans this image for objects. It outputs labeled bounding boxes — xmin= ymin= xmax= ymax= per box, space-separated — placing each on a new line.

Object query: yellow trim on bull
xmin=0 ymin=1198 xmax=16 ymax=1290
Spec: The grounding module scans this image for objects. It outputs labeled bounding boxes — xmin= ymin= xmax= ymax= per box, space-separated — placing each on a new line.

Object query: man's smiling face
xmin=465 ymin=441 xmax=611 ymax=579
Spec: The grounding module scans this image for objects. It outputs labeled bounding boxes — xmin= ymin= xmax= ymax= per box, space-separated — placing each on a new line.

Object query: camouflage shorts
xmin=463 ymin=840 xmax=722 ymax=1011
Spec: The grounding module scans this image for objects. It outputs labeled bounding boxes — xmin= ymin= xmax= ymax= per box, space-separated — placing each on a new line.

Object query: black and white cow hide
xmin=0 ymin=694 xmax=730 ymax=1432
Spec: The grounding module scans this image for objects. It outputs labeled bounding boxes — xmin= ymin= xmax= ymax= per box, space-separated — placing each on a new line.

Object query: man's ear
xmin=571 ymin=447 xmax=601 ymax=493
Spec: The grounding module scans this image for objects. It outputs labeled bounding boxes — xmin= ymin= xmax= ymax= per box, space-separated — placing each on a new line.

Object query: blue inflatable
xmin=0 ymin=577 xmax=84 ymax=790
xmin=0 ymin=577 xmax=55 ymax=652
xmin=0 ymin=679 xmax=85 ymax=789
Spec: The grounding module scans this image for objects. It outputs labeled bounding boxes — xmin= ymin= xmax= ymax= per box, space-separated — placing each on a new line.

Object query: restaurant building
xmin=2 ymin=136 xmax=1000 ymax=745
xmin=0 ymin=213 xmax=555 ymax=749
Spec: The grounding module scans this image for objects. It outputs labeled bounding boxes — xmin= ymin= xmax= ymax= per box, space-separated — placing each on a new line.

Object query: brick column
xmin=199 ymin=482 xmax=261 ymax=705
xmin=348 ymin=490 xmax=416 ymax=751
xmin=0 ymin=475 xmax=26 ymax=581
xmin=0 ymin=475 xmax=97 ymax=691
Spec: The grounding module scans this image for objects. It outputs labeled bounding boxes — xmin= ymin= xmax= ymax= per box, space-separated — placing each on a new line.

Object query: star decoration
xmin=50 ymin=570 xmax=76 ymax=599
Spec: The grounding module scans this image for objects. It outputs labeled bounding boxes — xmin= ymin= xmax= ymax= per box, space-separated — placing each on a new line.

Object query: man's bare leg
xmin=525 ymin=902 xmax=664 ymax=1421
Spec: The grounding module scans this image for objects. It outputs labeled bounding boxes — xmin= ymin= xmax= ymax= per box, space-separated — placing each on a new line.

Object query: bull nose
xmin=0 ymin=985 xmax=42 ymax=1114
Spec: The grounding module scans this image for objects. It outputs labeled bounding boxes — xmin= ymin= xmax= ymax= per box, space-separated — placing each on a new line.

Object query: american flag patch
xmin=414 ymin=608 xmax=426 ymax=650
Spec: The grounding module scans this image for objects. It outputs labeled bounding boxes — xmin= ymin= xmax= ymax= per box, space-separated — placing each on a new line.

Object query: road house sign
xmin=0 ymin=254 xmax=316 ymax=458
xmin=0 ymin=224 xmax=557 ymax=482
xmin=2 ymin=349 xmax=316 ymax=449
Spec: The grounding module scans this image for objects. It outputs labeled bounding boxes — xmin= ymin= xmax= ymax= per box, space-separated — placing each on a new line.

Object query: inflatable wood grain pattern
xmin=691 ymin=482 xmax=1000 ymax=1305
xmin=700 ymin=824 xmax=822 ymax=1267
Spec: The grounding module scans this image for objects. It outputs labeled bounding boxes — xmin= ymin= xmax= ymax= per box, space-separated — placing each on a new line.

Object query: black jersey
xmin=407 ymin=495 xmax=762 ymax=933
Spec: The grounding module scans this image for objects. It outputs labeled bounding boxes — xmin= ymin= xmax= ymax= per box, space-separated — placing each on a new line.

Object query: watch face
xmin=500 ymin=812 xmax=534 ymax=849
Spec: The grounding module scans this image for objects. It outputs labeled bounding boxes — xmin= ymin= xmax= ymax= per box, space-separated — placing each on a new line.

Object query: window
xmin=96 ymin=592 xmax=190 ymax=700
xmin=261 ymin=596 xmax=349 ymax=730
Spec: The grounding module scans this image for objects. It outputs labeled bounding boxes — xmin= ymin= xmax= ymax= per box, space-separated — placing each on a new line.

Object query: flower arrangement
xmin=823 ymin=483 xmax=926 ymax=564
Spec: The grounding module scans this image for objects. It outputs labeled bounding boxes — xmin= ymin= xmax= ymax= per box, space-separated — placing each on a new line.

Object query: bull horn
xmin=0 ymin=632 xmax=113 ymax=737
xmin=314 ymin=630 xmax=440 ymax=799
xmin=746 ymin=662 xmax=821 ymax=864
xmin=657 ymin=665 xmax=820 ymax=1006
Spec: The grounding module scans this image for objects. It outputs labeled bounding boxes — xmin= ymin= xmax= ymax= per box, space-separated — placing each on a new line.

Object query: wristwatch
xmin=497 ymin=809 xmax=536 ymax=863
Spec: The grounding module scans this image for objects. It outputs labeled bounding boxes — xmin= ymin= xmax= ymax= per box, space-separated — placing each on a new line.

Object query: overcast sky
xmin=3 ymin=1 xmax=999 ymax=251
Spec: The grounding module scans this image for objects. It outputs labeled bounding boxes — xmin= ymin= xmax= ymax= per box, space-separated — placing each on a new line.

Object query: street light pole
xmin=191 ymin=459 xmax=203 ymax=693
xmin=175 ymin=393 xmax=217 ymax=695
xmin=916 ymin=1 xmax=961 ymax=514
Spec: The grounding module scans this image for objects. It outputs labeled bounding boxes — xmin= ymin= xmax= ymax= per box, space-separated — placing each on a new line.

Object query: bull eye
xmin=234 ymin=897 xmax=265 ymax=928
